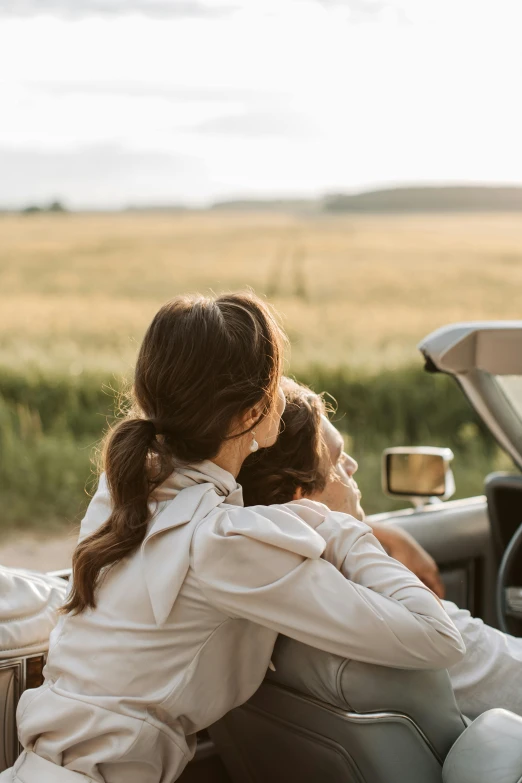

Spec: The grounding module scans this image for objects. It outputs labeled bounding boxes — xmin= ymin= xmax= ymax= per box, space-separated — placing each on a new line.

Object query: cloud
xmin=0 ymin=0 xmax=409 ymax=22
xmin=0 ymin=0 xmax=239 ymax=19
xmin=319 ymin=0 xmax=386 ymax=11
xmin=29 ymin=81 xmax=285 ymax=106
xmin=317 ymin=0 xmax=411 ymax=23
xmin=194 ymin=110 xmax=316 ymax=139
xmin=0 ymin=144 xmax=205 ymax=207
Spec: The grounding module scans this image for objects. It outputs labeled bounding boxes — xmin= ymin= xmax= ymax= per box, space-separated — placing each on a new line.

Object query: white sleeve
xmin=192 ymin=504 xmax=465 ymax=670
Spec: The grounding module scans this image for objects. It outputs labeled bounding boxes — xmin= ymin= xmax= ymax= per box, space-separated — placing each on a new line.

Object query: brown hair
xmin=64 ymin=292 xmax=285 ymax=615
xmin=238 ymin=378 xmax=329 ymax=506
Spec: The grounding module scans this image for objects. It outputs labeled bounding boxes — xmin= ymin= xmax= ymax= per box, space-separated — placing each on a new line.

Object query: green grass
xmin=0 ymin=399 xmax=96 ymax=532
xmin=0 ymin=364 xmax=512 ymax=534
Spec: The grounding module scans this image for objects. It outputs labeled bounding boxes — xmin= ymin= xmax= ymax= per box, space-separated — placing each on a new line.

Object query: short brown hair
xmin=64 ymin=292 xmax=286 ymax=615
xmin=238 ymin=378 xmax=329 ymax=506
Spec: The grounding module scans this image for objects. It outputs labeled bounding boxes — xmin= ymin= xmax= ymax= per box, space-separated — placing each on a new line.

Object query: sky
xmin=1 ymin=0 xmax=522 ymax=208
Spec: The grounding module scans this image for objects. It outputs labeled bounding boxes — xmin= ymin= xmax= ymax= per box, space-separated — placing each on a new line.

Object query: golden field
xmin=2 ymin=210 xmax=522 ymax=374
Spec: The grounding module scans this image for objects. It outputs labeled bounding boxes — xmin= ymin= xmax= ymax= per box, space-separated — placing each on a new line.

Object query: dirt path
xmin=0 ymin=531 xmax=77 ymax=571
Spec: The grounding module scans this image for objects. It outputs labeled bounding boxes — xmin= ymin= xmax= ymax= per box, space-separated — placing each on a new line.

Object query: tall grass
xmin=0 ymin=364 xmax=512 ymax=533
xmin=0 ymin=397 xmax=95 ymax=532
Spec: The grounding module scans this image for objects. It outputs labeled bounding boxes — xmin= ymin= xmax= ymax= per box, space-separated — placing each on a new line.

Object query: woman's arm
xmin=370 ymin=523 xmax=445 ymax=598
xmin=287 ymin=499 xmax=446 ymax=599
xmin=192 ymin=504 xmax=465 ymax=670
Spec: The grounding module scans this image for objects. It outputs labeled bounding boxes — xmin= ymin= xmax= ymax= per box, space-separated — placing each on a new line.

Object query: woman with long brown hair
xmin=2 ymin=293 xmax=464 ymax=783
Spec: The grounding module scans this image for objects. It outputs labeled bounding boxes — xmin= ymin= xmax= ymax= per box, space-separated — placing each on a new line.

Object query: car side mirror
xmin=382 ymin=447 xmax=455 ymax=508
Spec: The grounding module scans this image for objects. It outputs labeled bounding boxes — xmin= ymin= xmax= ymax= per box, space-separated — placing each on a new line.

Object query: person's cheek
xmin=321 ymin=485 xmax=339 ymax=512
xmin=277 ymin=387 xmax=286 ymax=416
xmin=341 ymin=478 xmax=359 ymax=516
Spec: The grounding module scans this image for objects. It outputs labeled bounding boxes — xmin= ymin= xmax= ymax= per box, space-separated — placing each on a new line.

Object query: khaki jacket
xmin=3 ymin=461 xmax=464 ymax=783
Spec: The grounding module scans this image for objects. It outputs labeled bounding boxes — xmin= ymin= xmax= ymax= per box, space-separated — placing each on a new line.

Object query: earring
xmin=250 ymin=430 xmax=259 ymax=453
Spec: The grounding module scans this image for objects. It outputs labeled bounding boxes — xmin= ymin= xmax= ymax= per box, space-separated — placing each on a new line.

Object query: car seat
xmin=0 ymin=566 xmax=67 ymax=771
xmin=210 ymin=635 xmax=522 ymax=783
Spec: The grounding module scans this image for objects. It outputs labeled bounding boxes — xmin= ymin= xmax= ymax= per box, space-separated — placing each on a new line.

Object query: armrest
xmin=443 ymin=709 xmax=522 ymax=783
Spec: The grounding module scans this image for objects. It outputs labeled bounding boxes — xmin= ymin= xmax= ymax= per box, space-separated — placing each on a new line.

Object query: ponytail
xmin=62 ymin=418 xmax=172 ymax=614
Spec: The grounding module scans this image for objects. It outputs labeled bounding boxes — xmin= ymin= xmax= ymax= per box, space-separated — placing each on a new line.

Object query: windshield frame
xmin=419 ymin=322 xmax=522 ymax=471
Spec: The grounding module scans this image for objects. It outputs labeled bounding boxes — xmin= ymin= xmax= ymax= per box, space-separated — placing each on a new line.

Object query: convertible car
xmin=3 ymin=321 xmax=522 ymax=783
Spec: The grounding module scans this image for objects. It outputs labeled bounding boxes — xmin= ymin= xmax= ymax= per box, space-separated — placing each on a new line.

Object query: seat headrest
xmin=268 ymin=635 xmax=467 ymax=761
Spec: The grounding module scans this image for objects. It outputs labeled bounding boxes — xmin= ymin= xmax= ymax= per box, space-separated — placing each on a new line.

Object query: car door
xmin=368 ymin=322 xmax=522 ymax=630
xmin=368 ymin=497 xmax=495 ymax=625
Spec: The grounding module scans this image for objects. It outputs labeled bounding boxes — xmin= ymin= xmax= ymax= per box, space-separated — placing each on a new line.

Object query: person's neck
xmin=211 ymin=441 xmax=247 ymax=479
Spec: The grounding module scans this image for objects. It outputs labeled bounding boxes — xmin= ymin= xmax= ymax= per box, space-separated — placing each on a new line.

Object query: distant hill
xmin=208 ymin=186 xmax=522 ymax=214
xmin=124 ymin=203 xmax=189 ymax=212
xmin=211 ymin=198 xmax=319 ymax=213
xmin=9 ymin=186 xmax=522 ymax=215
xmin=322 ymin=186 xmax=522 ymax=213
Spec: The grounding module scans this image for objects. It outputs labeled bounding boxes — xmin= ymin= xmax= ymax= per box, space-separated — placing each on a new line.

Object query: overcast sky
xmin=1 ymin=0 xmax=522 ymax=208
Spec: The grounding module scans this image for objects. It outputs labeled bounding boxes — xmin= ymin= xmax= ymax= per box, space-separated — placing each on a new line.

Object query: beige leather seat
xmin=0 ymin=566 xmax=67 ymax=771
xmin=210 ymin=635 xmax=522 ymax=783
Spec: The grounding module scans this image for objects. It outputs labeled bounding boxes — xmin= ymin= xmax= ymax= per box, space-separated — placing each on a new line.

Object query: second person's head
xmin=238 ymin=377 xmax=364 ymax=520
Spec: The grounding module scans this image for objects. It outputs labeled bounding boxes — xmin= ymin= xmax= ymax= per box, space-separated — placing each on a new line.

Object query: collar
xmin=152 ymin=459 xmax=243 ymax=507
xmin=79 ymin=462 xmax=243 ymax=626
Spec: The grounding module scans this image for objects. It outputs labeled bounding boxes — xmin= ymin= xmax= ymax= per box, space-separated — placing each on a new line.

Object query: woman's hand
xmin=371 ymin=524 xmax=445 ymax=599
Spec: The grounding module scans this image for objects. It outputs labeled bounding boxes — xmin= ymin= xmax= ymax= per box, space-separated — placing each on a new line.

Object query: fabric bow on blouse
xmin=80 ymin=460 xmax=325 ymax=626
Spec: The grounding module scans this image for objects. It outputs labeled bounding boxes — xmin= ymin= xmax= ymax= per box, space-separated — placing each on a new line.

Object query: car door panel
xmin=367 ymin=496 xmax=497 ymax=627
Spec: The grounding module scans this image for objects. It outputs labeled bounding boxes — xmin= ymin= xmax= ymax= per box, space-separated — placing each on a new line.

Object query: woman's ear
xmin=246 ymin=401 xmax=265 ymax=427
xmin=244 ymin=406 xmax=259 ymax=429
xmin=248 ymin=405 xmax=261 ymax=424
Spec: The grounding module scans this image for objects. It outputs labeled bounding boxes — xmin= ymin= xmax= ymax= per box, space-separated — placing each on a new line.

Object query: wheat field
xmin=2 ymin=210 xmax=522 ymax=375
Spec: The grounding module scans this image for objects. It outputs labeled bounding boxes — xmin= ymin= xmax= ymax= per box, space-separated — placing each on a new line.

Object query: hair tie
xmin=145 ymin=419 xmax=158 ymax=439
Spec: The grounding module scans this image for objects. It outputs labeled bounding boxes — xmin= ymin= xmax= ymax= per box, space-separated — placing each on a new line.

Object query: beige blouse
xmin=4 ymin=461 xmax=464 ymax=783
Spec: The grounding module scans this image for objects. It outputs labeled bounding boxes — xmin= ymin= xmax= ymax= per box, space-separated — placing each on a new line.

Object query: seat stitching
xmin=0 ymin=640 xmax=50 ymax=653
xmin=336 ymin=658 xmax=353 ymax=708
xmin=1 ymin=602 xmax=62 ymax=624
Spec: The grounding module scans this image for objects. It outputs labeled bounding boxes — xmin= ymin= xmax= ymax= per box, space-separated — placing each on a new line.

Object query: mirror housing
xmin=382 ymin=447 xmax=455 ymax=508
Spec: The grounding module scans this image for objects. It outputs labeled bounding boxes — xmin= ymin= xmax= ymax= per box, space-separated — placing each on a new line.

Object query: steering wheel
xmin=496 ymin=523 xmax=522 ymax=634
